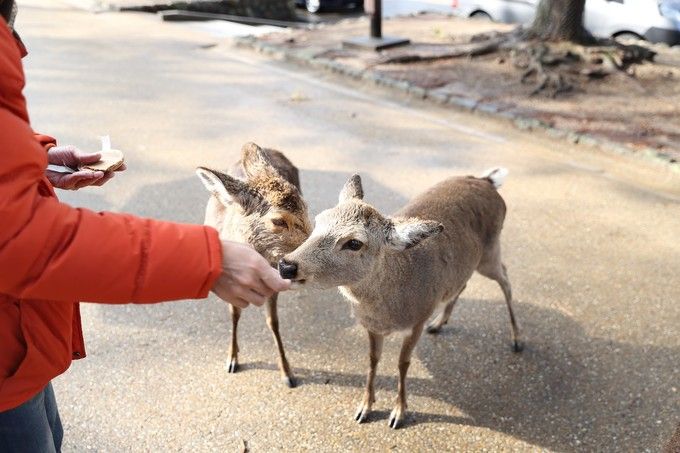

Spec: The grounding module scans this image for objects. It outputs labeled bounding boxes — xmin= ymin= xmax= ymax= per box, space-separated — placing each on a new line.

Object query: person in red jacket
xmin=0 ymin=2 xmax=290 ymax=451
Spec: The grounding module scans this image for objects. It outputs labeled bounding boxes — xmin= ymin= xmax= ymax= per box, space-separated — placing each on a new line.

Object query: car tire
xmin=470 ymin=10 xmax=492 ymax=20
xmin=306 ymin=0 xmax=321 ymax=13
xmin=614 ymin=32 xmax=643 ymax=42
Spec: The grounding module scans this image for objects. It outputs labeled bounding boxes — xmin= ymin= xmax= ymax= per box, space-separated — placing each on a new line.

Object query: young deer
xmin=279 ymin=169 xmax=521 ymax=427
xmin=196 ymin=142 xmax=311 ymax=387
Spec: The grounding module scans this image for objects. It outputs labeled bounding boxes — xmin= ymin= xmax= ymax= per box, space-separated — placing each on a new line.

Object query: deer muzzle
xmin=278 ymin=258 xmax=299 ymax=280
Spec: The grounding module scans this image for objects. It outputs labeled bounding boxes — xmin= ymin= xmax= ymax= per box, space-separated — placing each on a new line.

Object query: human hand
xmin=212 ymin=241 xmax=291 ymax=308
xmin=46 ymin=145 xmax=127 ymax=190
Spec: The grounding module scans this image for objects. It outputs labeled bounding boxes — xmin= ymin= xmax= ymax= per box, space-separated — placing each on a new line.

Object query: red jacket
xmin=0 ymin=23 xmax=222 ymax=411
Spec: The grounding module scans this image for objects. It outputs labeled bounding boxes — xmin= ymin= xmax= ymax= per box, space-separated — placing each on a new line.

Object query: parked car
xmin=452 ymin=0 xmax=680 ymax=45
xmin=296 ymin=0 xmax=363 ymax=13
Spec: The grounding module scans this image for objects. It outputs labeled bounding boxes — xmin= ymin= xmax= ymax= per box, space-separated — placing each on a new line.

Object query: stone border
xmin=234 ymin=34 xmax=679 ymax=172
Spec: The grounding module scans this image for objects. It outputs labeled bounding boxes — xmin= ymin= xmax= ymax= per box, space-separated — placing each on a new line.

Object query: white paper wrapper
xmin=46 ymin=164 xmax=77 ymax=174
xmin=100 ymin=135 xmax=111 ymax=152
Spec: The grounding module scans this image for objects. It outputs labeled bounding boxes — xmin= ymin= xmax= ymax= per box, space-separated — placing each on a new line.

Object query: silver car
xmin=452 ymin=0 xmax=680 ymax=45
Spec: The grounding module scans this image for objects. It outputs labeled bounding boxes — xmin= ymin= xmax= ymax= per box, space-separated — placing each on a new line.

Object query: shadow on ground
xmin=241 ymin=298 xmax=678 ymax=452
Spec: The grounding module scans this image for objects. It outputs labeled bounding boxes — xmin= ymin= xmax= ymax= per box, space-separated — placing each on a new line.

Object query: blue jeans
xmin=0 ymin=383 xmax=63 ymax=453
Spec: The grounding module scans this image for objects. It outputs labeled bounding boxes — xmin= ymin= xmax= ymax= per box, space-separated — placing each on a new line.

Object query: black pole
xmin=342 ymin=0 xmax=408 ymax=50
xmin=370 ymin=0 xmax=381 ymax=38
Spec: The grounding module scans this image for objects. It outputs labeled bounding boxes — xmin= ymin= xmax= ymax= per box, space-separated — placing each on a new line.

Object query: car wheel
xmin=614 ymin=32 xmax=643 ymax=42
xmin=306 ymin=0 xmax=321 ymax=13
xmin=470 ymin=10 xmax=492 ymax=20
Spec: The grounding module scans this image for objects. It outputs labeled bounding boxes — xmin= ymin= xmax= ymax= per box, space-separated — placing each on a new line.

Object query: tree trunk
xmin=524 ymin=0 xmax=593 ymax=43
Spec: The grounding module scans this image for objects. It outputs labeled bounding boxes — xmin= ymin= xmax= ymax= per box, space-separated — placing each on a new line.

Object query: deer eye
xmin=342 ymin=239 xmax=364 ymax=251
xmin=271 ymin=218 xmax=288 ymax=228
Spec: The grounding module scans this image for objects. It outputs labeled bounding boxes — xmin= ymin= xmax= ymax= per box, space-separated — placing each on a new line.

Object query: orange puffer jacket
xmin=0 ymin=23 xmax=222 ymax=411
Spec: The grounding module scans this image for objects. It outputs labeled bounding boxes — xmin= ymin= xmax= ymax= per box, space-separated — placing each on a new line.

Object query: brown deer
xmin=196 ymin=142 xmax=311 ymax=387
xmin=278 ymin=168 xmax=521 ymax=427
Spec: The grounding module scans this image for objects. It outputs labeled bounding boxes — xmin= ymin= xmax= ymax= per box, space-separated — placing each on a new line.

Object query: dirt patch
xmin=256 ymin=14 xmax=680 ymax=162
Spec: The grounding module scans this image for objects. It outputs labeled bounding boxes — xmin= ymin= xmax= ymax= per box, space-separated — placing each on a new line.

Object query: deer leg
xmin=389 ymin=322 xmax=425 ymax=429
xmin=477 ymin=240 xmax=522 ymax=352
xmin=426 ymin=284 xmax=466 ymax=334
xmin=265 ymin=294 xmax=296 ymax=388
xmin=355 ymin=330 xmax=383 ymax=423
xmin=227 ymin=304 xmax=241 ymax=373
xmin=498 ymin=264 xmax=522 ymax=352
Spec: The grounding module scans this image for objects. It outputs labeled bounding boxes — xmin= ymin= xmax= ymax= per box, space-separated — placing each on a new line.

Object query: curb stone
xmin=234 ymin=36 xmax=679 ymax=172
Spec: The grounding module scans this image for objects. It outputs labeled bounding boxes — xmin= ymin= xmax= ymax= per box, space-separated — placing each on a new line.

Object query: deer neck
xmin=340 ymin=252 xmax=392 ymax=306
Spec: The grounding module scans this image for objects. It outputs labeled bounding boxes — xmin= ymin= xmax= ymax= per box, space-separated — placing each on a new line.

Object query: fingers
xmin=242 ymin=271 xmax=277 ymax=301
xmin=51 ymin=170 xmax=104 ymax=190
xmin=75 ymin=151 xmax=102 ymax=165
xmin=236 ymin=287 xmax=268 ymax=307
xmin=231 ymin=298 xmax=250 ymax=309
xmin=92 ymin=171 xmax=116 ymax=186
xmin=260 ymin=264 xmax=292 ymax=293
xmin=89 ymin=165 xmax=125 ymax=187
xmin=212 ymin=281 xmax=265 ymax=308
xmin=212 ymin=282 xmax=250 ymax=308
xmin=224 ymin=278 xmax=269 ymax=307
xmin=47 ymin=146 xmax=102 ymax=168
xmin=47 ymin=145 xmax=79 ymax=167
xmin=74 ymin=171 xmax=105 ymax=189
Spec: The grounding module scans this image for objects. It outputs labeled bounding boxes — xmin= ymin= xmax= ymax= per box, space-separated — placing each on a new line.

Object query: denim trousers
xmin=0 ymin=383 xmax=63 ymax=453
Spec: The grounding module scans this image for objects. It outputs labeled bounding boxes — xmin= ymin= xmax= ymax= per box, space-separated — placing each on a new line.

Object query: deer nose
xmin=278 ymin=259 xmax=298 ymax=280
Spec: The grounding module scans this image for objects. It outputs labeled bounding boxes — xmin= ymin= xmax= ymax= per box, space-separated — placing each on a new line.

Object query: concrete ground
xmin=14 ymin=1 xmax=680 ymax=451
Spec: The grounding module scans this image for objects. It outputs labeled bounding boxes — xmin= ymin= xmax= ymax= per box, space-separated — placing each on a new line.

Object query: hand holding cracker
xmin=46 ymin=137 xmax=126 ymax=190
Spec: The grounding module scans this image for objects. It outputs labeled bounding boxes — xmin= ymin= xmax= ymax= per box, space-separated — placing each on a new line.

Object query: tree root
xmin=376 ymin=27 xmax=657 ymax=98
xmin=512 ymin=43 xmax=575 ymax=97
xmin=375 ymin=38 xmax=505 ymax=65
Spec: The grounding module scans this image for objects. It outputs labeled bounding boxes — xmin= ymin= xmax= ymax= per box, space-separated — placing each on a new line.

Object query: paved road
xmin=14 ymin=2 xmax=680 ymax=451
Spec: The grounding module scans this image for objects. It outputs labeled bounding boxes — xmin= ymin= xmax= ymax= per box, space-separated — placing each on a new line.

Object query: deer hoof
xmin=226 ymin=357 xmax=239 ymax=373
xmin=388 ymin=408 xmax=404 ymax=429
xmin=425 ymin=324 xmax=442 ymax=334
xmin=354 ymin=403 xmax=371 ymax=423
xmin=512 ymin=340 xmax=524 ymax=353
xmin=283 ymin=376 xmax=297 ymax=388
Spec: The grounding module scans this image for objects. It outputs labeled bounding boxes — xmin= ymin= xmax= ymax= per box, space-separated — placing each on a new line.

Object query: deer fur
xmin=196 ymin=142 xmax=311 ymax=387
xmin=280 ymin=168 xmax=521 ymax=427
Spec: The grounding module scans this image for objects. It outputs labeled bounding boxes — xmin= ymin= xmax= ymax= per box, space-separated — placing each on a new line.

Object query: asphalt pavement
xmin=13 ymin=2 xmax=680 ymax=451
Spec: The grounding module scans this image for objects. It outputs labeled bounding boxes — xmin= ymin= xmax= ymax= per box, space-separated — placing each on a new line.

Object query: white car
xmin=452 ymin=0 xmax=680 ymax=45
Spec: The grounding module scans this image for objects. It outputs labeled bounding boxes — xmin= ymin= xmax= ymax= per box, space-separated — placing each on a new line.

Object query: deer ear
xmin=196 ymin=167 xmax=263 ymax=211
xmin=339 ymin=174 xmax=364 ymax=203
xmin=386 ymin=218 xmax=444 ymax=250
xmin=241 ymin=142 xmax=275 ymax=178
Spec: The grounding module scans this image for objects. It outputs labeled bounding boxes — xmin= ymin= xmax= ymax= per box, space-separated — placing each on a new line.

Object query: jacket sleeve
xmin=0 ymin=109 xmax=222 ymax=304
xmin=34 ymin=133 xmax=56 ymax=151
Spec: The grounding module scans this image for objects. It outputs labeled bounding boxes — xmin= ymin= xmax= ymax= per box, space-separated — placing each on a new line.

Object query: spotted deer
xmin=196 ymin=142 xmax=311 ymax=387
xmin=278 ymin=169 xmax=521 ymax=427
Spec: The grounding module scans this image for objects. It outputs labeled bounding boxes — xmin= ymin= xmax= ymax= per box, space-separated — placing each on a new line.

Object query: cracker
xmin=79 ymin=149 xmax=124 ymax=172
